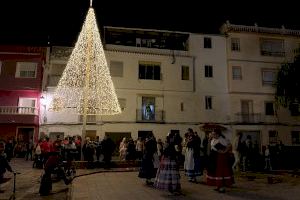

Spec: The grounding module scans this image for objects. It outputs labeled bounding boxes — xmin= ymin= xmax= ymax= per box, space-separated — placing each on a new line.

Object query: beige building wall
xmin=189 ymin=34 xmax=230 ymax=124
xmin=41 ymin=29 xmax=225 ymax=139
xmin=223 ymin=24 xmax=300 ymax=147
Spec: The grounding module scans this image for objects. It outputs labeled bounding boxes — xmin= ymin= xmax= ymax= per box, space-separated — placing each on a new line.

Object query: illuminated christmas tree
xmin=50 ymin=6 xmax=121 ymax=116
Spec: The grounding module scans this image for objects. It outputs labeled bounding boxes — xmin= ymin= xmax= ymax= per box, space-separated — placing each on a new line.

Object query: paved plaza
xmin=1 ymin=158 xmax=300 ymax=200
xmin=71 ymin=171 xmax=300 ymax=200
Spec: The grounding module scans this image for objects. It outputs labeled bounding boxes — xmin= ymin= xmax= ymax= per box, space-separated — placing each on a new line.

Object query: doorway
xmin=237 ymin=130 xmax=261 ymax=152
xmin=138 ymin=130 xmax=153 ymax=141
xmin=105 ymin=132 xmax=131 ymax=155
xmin=241 ymin=100 xmax=253 ymax=122
xmin=85 ymin=130 xmax=97 ymax=141
xmin=17 ymin=127 xmax=34 ymax=143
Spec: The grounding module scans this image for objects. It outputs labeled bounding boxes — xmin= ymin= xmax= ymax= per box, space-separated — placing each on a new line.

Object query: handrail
xmin=0 ymin=106 xmax=37 ymax=115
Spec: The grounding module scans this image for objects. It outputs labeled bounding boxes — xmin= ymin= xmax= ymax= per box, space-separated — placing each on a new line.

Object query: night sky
xmin=0 ymin=0 xmax=299 ymax=46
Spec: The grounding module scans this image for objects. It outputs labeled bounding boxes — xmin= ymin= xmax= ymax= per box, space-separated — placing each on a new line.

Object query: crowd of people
xmin=0 ymin=129 xmax=290 ymax=196
xmin=136 ymin=128 xmax=235 ymax=195
xmin=136 ymin=128 xmax=287 ymax=195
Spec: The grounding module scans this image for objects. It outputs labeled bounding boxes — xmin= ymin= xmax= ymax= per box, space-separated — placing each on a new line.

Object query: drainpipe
xmin=192 ymin=56 xmax=196 ymax=92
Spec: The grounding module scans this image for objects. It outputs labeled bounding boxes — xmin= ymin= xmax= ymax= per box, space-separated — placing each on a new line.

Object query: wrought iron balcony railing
xmin=235 ymin=113 xmax=262 ymax=123
xmin=78 ymin=115 xmax=97 ymax=123
xmin=136 ymin=109 xmax=164 ymax=123
xmin=0 ymin=106 xmax=38 ymax=115
xmin=261 ymin=50 xmax=285 ymax=57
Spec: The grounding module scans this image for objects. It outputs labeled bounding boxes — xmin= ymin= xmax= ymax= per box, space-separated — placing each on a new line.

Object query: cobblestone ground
xmin=0 ymin=158 xmax=69 ymax=200
xmin=1 ymin=158 xmax=300 ymax=200
xmin=71 ymin=171 xmax=300 ymax=200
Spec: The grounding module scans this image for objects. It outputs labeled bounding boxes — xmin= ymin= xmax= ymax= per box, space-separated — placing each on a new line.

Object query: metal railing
xmin=261 ymin=50 xmax=285 ymax=57
xmin=78 ymin=115 xmax=97 ymax=123
xmin=136 ymin=109 xmax=164 ymax=122
xmin=0 ymin=106 xmax=38 ymax=115
xmin=222 ymin=23 xmax=300 ymax=36
xmin=235 ymin=113 xmax=262 ymax=123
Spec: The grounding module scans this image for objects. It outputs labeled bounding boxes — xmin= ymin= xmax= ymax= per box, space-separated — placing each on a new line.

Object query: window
xmin=205 ymin=96 xmax=212 ymax=110
xmin=142 ymin=97 xmax=155 ymax=120
xmin=232 ymin=66 xmax=242 ymax=80
xmin=205 ymin=65 xmax=213 ymax=77
xmin=291 ymin=131 xmax=300 ymax=145
xmin=204 ymin=37 xmax=212 ymax=48
xmin=260 ymin=38 xmax=285 ymax=57
xmin=181 ymin=65 xmax=189 ymax=80
xmin=231 ymin=38 xmax=240 ymax=51
xmin=290 ymin=103 xmax=300 ymax=116
xmin=265 ymin=102 xmax=275 ymax=115
xmin=269 ymin=130 xmax=278 ymax=145
xmin=262 ymin=69 xmax=276 ymax=85
xmin=110 ymin=61 xmax=123 ymax=77
xmin=139 ymin=62 xmax=161 ymax=80
xmin=180 ymin=102 xmax=184 ymax=111
xmin=18 ymin=98 xmax=36 ymax=114
xmin=15 ymin=62 xmax=37 ymax=78
xmin=118 ymin=98 xmax=126 ymax=111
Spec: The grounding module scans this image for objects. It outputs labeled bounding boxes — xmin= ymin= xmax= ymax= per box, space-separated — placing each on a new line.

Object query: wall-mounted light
xmin=40 ymin=95 xmax=47 ymax=106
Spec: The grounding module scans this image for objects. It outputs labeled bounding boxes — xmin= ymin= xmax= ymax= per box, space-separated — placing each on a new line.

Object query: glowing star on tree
xmin=50 ymin=7 xmax=121 ymax=116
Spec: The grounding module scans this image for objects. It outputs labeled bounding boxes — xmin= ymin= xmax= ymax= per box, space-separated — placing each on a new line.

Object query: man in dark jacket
xmin=39 ymin=151 xmax=72 ymax=196
xmin=101 ymin=135 xmax=116 ymax=169
xmin=0 ymin=142 xmax=13 ymax=189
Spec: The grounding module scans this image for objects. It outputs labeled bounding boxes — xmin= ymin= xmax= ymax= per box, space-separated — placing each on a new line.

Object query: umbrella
xmin=200 ymin=123 xmax=227 ymax=131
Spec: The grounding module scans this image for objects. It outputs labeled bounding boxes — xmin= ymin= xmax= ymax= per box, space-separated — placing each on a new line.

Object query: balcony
xmin=136 ymin=109 xmax=164 ymax=123
xmin=235 ymin=113 xmax=262 ymax=123
xmin=261 ymin=50 xmax=285 ymax=57
xmin=78 ymin=115 xmax=97 ymax=124
xmin=0 ymin=106 xmax=39 ymax=124
xmin=104 ymin=27 xmax=189 ymax=52
xmin=0 ymin=106 xmax=38 ymax=115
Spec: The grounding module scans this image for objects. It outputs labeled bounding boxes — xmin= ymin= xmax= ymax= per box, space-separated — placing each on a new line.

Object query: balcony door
xmin=18 ymin=98 xmax=36 ymax=114
xmin=142 ymin=97 xmax=155 ymax=120
xmin=241 ymin=100 xmax=253 ymax=122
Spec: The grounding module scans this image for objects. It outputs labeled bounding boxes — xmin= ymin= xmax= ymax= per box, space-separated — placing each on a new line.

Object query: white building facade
xmin=39 ymin=27 xmax=229 ymax=143
xmin=40 ymin=23 xmax=300 ymax=149
xmin=221 ymin=22 xmax=300 ymax=147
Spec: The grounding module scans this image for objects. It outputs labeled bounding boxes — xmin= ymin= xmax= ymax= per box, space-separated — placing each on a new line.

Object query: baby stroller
xmin=32 ymin=154 xmax=43 ymax=169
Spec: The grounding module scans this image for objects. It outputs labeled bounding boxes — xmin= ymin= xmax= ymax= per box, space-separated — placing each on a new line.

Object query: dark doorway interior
xmin=138 ymin=130 xmax=153 ymax=141
xmin=105 ymin=132 xmax=131 ymax=155
xmin=17 ymin=127 xmax=34 ymax=143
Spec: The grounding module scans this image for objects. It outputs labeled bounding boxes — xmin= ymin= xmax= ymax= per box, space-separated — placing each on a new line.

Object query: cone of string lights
xmin=49 ymin=1 xmax=121 ymax=153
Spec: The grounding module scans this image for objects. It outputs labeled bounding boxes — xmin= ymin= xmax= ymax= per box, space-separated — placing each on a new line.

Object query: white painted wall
xmin=226 ymin=30 xmax=300 ymax=147
xmin=189 ymin=34 xmax=230 ymax=123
